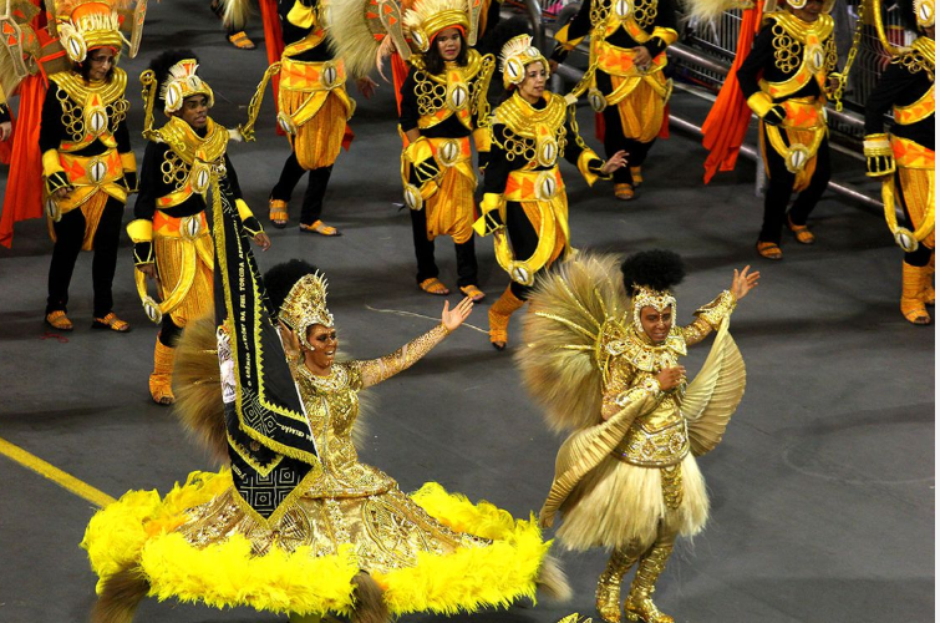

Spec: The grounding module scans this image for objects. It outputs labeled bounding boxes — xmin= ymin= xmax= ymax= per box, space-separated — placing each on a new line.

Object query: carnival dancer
xmin=35 ymin=0 xmax=147 ymax=332
xmin=864 ymin=0 xmax=935 ymax=324
xmin=265 ymin=0 xmax=363 ymax=236
xmin=128 ymin=50 xmax=271 ymax=405
xmin=735 ymin=0 xmax=840 ymax=259
xmin=517 ymin=251 xmax=759 ymax=623
xmin=390 ymin=0 xmax=495 ymax=300
xmin=549 ymin=0 xmax=677 ymax=200
xmin=476 ymin=34 xmax=626 ymax=349
xmin=82 ymin=258 xmax=569 ymax=623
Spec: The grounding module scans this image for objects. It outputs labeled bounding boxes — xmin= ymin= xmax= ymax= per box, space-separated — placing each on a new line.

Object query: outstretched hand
xmin=731 ymin=265 xmax=760 ymax=301
xmin=601 ymin=150 xmax=628 ymax=175
xmin=442 ymin=296 xmax=474 ymax=332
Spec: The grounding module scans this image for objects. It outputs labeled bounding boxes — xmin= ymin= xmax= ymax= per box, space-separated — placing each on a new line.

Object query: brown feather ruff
xmin=516 ymin=253 xmax=628 ymax=434
xmin=90 ymin=564 xmax=150 ymax=623
xmin=172 ymin=313 xmax=228 ymax=465
xmin=351 ymin=571 xmax=390 ymax=623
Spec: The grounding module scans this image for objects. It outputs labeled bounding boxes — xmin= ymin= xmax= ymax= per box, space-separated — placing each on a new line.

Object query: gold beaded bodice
xmin=410 ymin=50 xmax=495 ymax=131
xmin=492 ymin=92 xmax=574 ymax=168
xmin=49 ymin=68 xmax=129 ymax=152
xmin=763 ymin=12 xmax=837 ymax=99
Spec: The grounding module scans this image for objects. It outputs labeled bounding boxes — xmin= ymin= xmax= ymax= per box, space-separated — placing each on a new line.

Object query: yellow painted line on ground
xmin=0 ymin=435 xmax=115 ymax=508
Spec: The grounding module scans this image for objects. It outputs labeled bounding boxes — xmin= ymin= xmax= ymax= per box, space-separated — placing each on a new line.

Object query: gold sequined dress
xmin=83 ymin=324 xmax=555 ymax=618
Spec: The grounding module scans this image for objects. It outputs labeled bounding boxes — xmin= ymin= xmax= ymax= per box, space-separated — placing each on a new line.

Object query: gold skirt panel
xmin=520 ymin=198 xmax=568 ymax=267
xmin=898 ymin=165 xmax=936 ymax=250
xmin=424 ymin=161 xmax=477 ymax=244
xmin=555 ymin=452 xmax=708 ymax=551
xmin=760 ymin=125 xmax=821 ymax=193
xmin=154 ymin=233 xmax=214 ymax=327
xmin=611 ymin=74 xmax=666 ymax=145
xmin=46 ymin=191 xmax=109 ymax=251
xmin=177 ymin=483 xmax=489 ymax=575
xmin=287 ymin=90 xmax=348 ymax=170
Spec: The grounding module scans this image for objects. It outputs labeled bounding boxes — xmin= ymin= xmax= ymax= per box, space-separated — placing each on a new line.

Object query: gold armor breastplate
xmin=412 ymin=50 xmax=493 ymax=131
xmin=50 ymin=68 xmax=128 ymax=152
xmin=492 ymin=92 xmax=569 ymax=169
xmin=297 ymin=363 xmax=395 ymax=499
xmin=614 ymin=386 xmax=689 ymax=467
xmin=761 ymin=12 xmax=835 ymax=100
xmin=155 ymin=116 xmax=229 ymax=209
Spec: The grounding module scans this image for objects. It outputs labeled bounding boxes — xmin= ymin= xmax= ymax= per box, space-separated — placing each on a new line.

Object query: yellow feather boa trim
xmin=82 ymin=469 xmax=551 ymax=617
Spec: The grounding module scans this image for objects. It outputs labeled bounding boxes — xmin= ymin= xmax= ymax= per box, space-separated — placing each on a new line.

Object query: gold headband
xmin=278 ymin=272 xmax=335 ymax=350
xmin=499 ymin=34 xmax=548 ymax=89
xmin=631 ymin=285 xmax=677 ymax=330
xmin=161 ymin=59 xmax=215 ymax=116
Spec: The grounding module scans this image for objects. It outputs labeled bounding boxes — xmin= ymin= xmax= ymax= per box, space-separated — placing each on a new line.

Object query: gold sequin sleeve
xmin=601 ymin=356 xmax=663 ymax=422
xmin=358 ymin=323 xmax=451 ymax=389
xmin=682 ymin=289 xmax=737 ymax=346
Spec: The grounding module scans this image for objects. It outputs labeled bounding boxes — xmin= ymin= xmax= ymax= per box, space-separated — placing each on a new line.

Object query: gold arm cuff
xmin=554 ymin=23 xmax=585 ymax=51
xmin=578 ymin=148 xmax=601 ymax=186
xmin=472 ymin=193 xmax=506 ymax=237
xmin=126 ymin=218 xmax=153 ymax=243
xmin=42 ymin=149 xmax=64 ymax=177
xmin=120 ymin=151 xmax=137 ymax=173
xmin=236 ymin=198 xmax=254 ymax=221
xmin=863 ymin=133 xmax=892 ymax=157
xmin=651 ymin=27 xmax=678 ymax=47
xmin=287 ymin=0 xmax=316 ymax=28
xmin=746 ymin=92 xmax=775 ymax=118
xmin=473 ymin=127 xmax=491 ymax=154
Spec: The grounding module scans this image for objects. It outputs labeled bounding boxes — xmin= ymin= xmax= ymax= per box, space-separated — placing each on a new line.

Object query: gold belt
xmin=613 ymin=420 xmax=689 ymax=467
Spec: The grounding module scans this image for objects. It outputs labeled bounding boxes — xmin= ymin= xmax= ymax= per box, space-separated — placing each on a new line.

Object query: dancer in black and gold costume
xmin=128 ymin=51 xmax=270 ymax=404
xmin=550 ymin=0 xmax=678 ymax=200
xmin=518 ymin=251 xmax=758 ymax=623
xmin=737 ymin=0 xmax=839 ymax=259
xmin=476 ymin=34 xmax=625 ymax=349
xmin=82 ymin=257 xmax=569 ymax=622
xmin=398 ymin=0 xmax=495 ymax=300
xmin=864 ymin=0 xmax=935 ymax=324
xmin=267 ymin=0 xmax=357 ymax=236
xmin=38 ymin=1 xmax=141 ymax=333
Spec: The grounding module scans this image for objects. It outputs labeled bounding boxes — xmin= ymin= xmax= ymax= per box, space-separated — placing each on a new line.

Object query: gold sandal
xmin=269 ymin=199 xmax=288 ymax=229
xmin=756 ymin=241 xmax=782 ymax=260
xmin=299 ymin=220 xmax=341 ymax=237
xmin=419 ymin=277 xmax=450 ymax=296
xmin=459 ymin=284 xmax=486 ymax=302
xmin=630 ymin=166 xmax=644 ymax=187
xmin=787 ymin=216 xmax=815 ymax=244
xmin=92 ymin=312 xmax=130 ymax=333
xmin=614 ymin=183 xmax=634 ymax=201
xmin=228 ymin=31 xmax=256 ymax=50
xmin=45 ymin=310 xmax=73 ymax=331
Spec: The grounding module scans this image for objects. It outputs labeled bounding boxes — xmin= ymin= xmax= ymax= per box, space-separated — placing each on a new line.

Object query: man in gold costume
xmin=476 ymin=34 xmax=625 ymax=349
xmin=267 ymin=0 xmax=358 ymax=236
xmin=549 ymin=0 xmax=678 ymax=200
xmin=864 ymin=0 xmax=935 ymax=324
xmin=737 ymin=0 xmax=839 ymax=259
xmin=517 ymin=251 xmax=758 ymax=623
xmin=33 ymin=0 xmax=145 ymax=332
xmin=128 ymin=50 xmax=270 ymax=405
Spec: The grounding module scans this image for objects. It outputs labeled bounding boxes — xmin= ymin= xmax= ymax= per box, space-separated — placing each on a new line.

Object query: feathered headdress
xmin=147 ymin=50 xmax=214 ymax=116
xmin=51 ymin=0 xmax=146 ymax=63
xmin=499 ymin=33 xmax=548 ymax=89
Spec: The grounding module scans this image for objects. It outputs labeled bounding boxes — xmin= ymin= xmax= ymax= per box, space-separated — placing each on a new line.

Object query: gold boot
xmin=149 ymin=338 xmax=176 ymax=405
xmin=901 ymin=262 xmax=931 ymax=325
xmin=624 ymin=544 xmax=675 ymax=623
xmin=596 ymin=546 xmax=640 ymax=623
xmin=488 ymin=285 xmax=525 ymax=350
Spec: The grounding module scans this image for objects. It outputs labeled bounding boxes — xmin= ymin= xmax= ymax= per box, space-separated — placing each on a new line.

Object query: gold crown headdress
xmin=403 ymin=0 xmax=471 ymax=53
xmin=161 ymin=59 xmax=215 ymax=116
xmin=278 ymin=272 xmax=335 ymax=350
xmin=499 ymin=34 xmax=548 ymax=89
xmin=55 ymin=0 xmax=125 ymax=63
xmin=630 ymin=284 xmax=677 ymax=332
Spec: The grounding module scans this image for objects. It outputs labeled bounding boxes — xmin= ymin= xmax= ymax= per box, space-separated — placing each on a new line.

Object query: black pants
xmin=504 ymin=201 xmax=568 ymax=300
xmin=158 ymin=315 xmax=184 ymax=347
xmin=270 ymin=152 xmax=333 ymax=226
xmin=759 ymin=128 xmax=831 ymax=244
xmin=46 ymin=198 xmax=124 ymax=317
xmin=602 ymin=105 xmax=656 ymax=186
xmin=409 ymin=206 xmax=478 ymax=288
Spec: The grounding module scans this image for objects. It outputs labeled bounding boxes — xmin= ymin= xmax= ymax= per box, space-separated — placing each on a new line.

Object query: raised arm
xmin=359 ymin=298 xmax=473 ymax=388
xmin=682 ymin=266 xmax=758 ymax=346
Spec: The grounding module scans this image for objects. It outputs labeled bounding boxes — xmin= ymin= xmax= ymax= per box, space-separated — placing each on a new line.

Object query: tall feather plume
xmin=516 ymin=253 xmax=628 ymax=434
xmin=220 ymin=0 xmax=251 ymax=31
xmin=679 ymin=0 xmax=754 ymax=34
xmin=329 ymin=0 xmax=389 ymax=79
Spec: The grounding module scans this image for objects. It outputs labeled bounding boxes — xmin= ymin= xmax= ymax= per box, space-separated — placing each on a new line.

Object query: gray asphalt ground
xmin=0 ymin=2 xmax=933 ymax=622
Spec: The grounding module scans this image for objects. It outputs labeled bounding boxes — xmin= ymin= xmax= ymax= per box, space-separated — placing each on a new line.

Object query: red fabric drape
xmin=391 ymin=52 xmax=409 ymax=115
xmin=0 ymin=104 xmax=16 ymax=164
xmin=0 ymin=75 xmax=46 ymax=248
xmin=701 ymin=1 xmax=764 ymax=184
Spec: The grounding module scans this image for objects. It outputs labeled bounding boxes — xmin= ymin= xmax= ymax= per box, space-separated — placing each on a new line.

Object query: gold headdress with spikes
xmin=160 ymin=59 xmax=214 ymax=116
xmin=279 ymin=272 xmax=335 ymax=350
xmin=403 ymin=0 xmax=470 ymax=53
xmin=499 ymin=34 xmax=548 ymax=89
xmin=54 ymin=0 xmax=125 ymax=63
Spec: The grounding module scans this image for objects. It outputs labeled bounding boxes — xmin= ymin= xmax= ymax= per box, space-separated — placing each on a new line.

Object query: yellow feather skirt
xmin=555 ymin=453 xmax=709 ymax=551
xmin=82 ymin=468 xmax=552 ymax=617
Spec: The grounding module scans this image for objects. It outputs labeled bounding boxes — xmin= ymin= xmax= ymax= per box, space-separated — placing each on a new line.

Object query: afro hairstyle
xmin=620 ymin=249 xmax=686 ymax=295
xmin=264 ymin=259 xmax=321 ymax=312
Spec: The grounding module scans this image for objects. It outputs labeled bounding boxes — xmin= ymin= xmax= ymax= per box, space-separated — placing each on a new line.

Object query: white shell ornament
xmin=537 ymin=140 xmax=558 ymax=168
xmin=448 ymin=84 xmax=469 ymax=111
xmin=438 ymin=139 xmax=460 ymax=165
xmin=143 ymin=296 xmax=163 ymax=324
xmin=807 ymin=45 xmax=825 ymax=71
xmin=192 ymin=164 xmax=211 ymax=194
xmin=510 ymin=263 xmax=533 ymax=286
xmin=88 ymin=109 xmax=107 ymax=135
xmin=786 ymin=144 xmax=810 ymax=173
xmin=536 ymin=171 xmax=558 ymax=201
xmin=895 ymin=228 xmax=919 ymax=253
xmin=588 ymin=88 xmax=607 ymax=112
xmin=181 ymin=215 xmax=202 ymax=240
xmin=404 ymin=184 xmax=423 ymax=211
xmin=321 ymin=64 xmax=338 ymax=88
xmin=89 ymin=158 xmax=107 ymax=183
xmin=165 ymin=83 xmax=182 ymax=112
xmin=505 ymin=57 xmax=525 ymax=84
xmin=615 ymin=0 xmax=633 ymax=18
xmin=277 ymin=112 xmax=297 ymax=135
xmin=45 ymin=197 xmax=61 ymax=222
